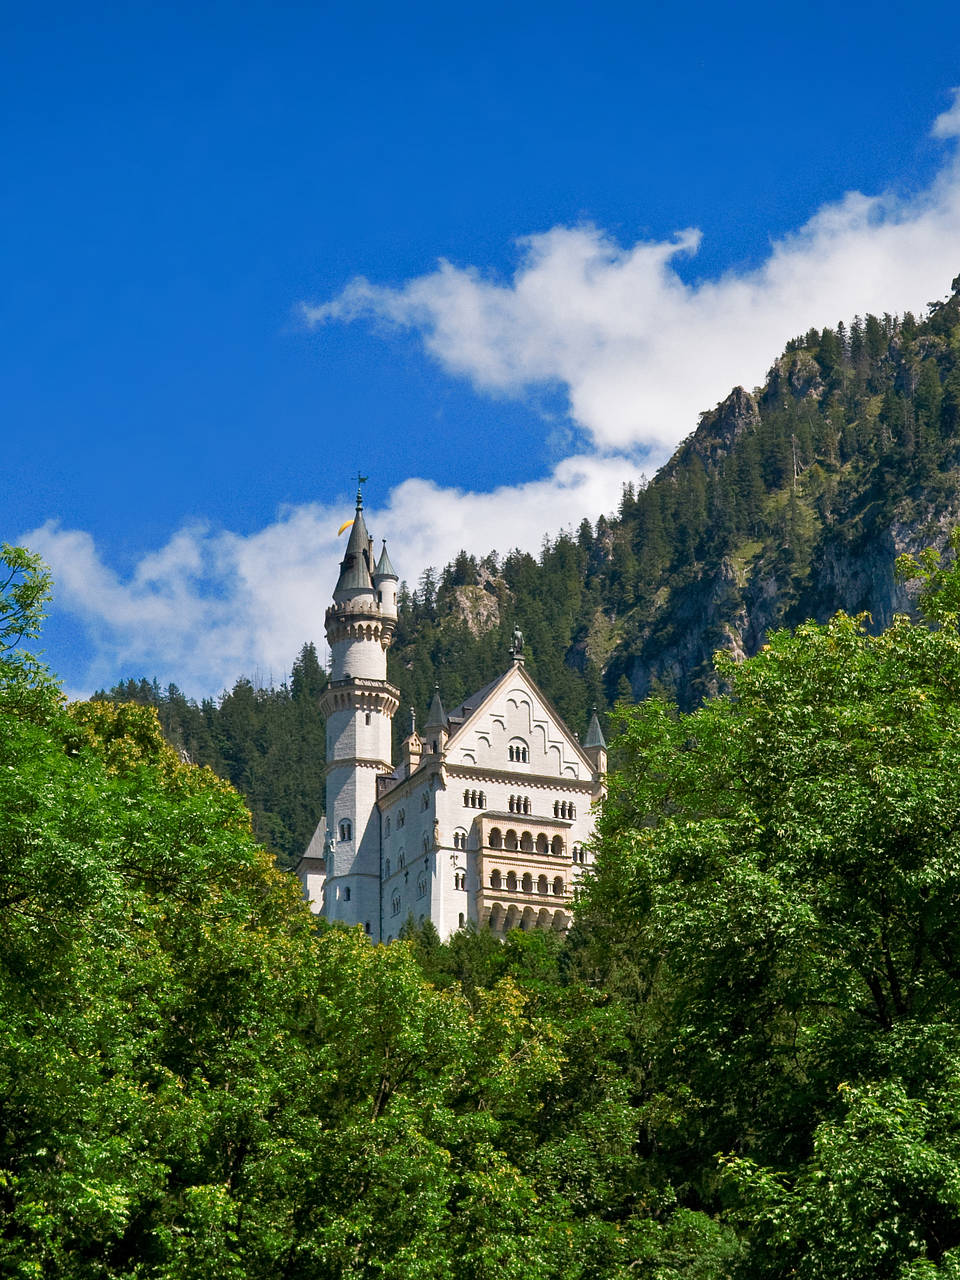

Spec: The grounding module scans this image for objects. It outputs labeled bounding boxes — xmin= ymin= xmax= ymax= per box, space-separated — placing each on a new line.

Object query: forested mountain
xmin=98 ymin=274 xmax=960 ymax=867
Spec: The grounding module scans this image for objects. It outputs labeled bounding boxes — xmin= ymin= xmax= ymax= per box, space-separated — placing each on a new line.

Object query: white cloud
xmin=26 ymin=91 xmax=960 ymax=699
xmin=305 ymin=89 xmax=960 ymax=460
xmin=25 ymin=453 xmax=629 ymax=697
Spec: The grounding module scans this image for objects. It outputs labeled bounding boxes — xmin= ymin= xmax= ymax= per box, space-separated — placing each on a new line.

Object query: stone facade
xmin=297 ymin=491 xmax=606 ymax=942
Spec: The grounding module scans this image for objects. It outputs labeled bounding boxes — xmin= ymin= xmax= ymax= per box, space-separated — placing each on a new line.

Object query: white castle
xmin=296 ymin=486 xmax=607 ymax=942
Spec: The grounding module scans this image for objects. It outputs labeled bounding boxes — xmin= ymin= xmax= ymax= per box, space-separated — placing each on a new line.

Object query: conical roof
xmin=334 ymin=489 xmax=374 ymax=597
xmin=374 ymin=540 xmax=397 ymax=580
xmin=584 ymin=707 xmax=606 ymax=749
xmin=424 ymin=684 xmax=446 ymax=730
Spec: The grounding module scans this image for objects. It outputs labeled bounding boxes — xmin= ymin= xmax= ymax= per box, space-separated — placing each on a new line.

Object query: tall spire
xmin=424 ymin=684 xmax=446 ymax=730
xmin=374 ymin=539 xmax=397 ymax=581
xmin=334 ymin=484 xmax=374 ymax=598
xmin=584 ymin=706 xmax=606 ymax=749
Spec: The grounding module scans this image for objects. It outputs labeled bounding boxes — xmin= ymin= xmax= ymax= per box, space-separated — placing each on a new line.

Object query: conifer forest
xmin=5 ymin=280 xmax=960 ymax=1275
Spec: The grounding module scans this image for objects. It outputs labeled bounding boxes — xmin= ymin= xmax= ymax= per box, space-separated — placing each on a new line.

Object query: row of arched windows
xmin=338 ymin=819 xmax=352 ymax=842
xmin=489 ymin=869 xmax=565 ymax=896
xmin=488 ymin=828 xmax=564 ymax=856
xmin=509 ymin=795 xmax=531 ymax=814
xmin=454 ymin=872 xmax=466 ymax=890
xmin=508 ymin=744 xmax=529 ymax=762
xmin=463 ymin=790 xmax=486 ymax=808
xmin=453 ymin=830 xmax=467 ymax=850
xmin=572 ymin=846 xmax=587 ymax=864
xmin=554 ymin=801 xmax=576 ymax=819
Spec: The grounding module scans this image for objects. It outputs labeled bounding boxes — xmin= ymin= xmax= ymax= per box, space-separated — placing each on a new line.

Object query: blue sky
xmin=6 ymin=0 xmax=960 ymax=696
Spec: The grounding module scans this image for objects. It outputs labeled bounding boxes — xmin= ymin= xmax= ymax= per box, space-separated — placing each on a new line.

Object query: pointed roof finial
xmin=334 ymin=477 xmax=374 ymax=598
xmin=584 ymin=706 xmax=606 ymax=749
xmin=425 ymin=683 xmax=446 ymax=730
xmin=375 ymin=539 xmax=397 ymax=580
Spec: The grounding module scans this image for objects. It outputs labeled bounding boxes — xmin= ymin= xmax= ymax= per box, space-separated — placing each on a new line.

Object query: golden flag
xmin=337 ymin=519 xmax=354 ymax=536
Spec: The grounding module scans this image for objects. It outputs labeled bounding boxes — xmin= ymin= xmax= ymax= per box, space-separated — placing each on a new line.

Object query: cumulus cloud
xmin=28 ymin=91 xmax=960 ymax=698
xmin=25 ymin=452 xmax=627 ymax=696
xmin=305 ymin=89 xmax=960 ymax=460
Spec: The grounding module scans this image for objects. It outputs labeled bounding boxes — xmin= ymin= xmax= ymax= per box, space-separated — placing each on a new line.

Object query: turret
xmin=373 ymin=540 xmax=399 ymax=619
xmin=424 ymin=684 xmax=447 ymax=755
xmin=325 ymin=487 xmax=396 ymax=682
xmin=583 ymin=707 xmax=607 ymax=777
xmin=317 ymin=479 xmax=400 ymax=941
xmin=401 ymin=707 xmax=423 ymax=777
xmin=333 ymin=487 xmax=375 ymax=603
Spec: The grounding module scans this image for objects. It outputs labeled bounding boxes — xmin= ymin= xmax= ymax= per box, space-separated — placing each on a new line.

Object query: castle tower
xmin=318 ymin=485 xmax=399 ymax=939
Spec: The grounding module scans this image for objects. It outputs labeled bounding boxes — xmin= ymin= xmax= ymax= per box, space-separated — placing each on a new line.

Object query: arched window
xmin=458 ymin=912 xmax=465 ymax=928
xmin=423 ymin=833 xmax=430 ymax=854
xmin=537 ymin=874 xmax=548 ymax=894
xmin=417 ymin=876 xmax=426 ymax=899
xmin=344 ymin=885 xmax=351 ymax=902
xmin=385 ymin=858 xmax=391 ymax=877
xmin=508 ymin=745 xmax=515 ymax=762
xmin=509 ymin=795 xmax=515 ymax=813
xmin=554 ymin=801 xmax=560 ymax=818
xmin=553 ymin=876 xmax=563 ymax=896
xmin=398 ymin=850 xmax=406 ymax=869
xmin=551 ymin=835 xmax=563 ymax=857
xmin=398 ymin=809 xmax=406 ymax=828
xmin=365 ymin=921 xmax=371 ymax=934
xmin=570 ymin=804 xmax=576 ymax=818
xmin=339 ymin=819 xmax=352 ymax=842
xmin=479 ymin=792 xmax=485 ymax=808
xmin=385 ymin=817 xmax=391 ymax=836
xmin=463 ymin=790 xmax=470 ymax=806
xmin=421 ymin=791 xmax=430 ymax=811
xmin=523 ymin=797 xmax=530 ymax=814
xmin=520 ymin=831 xmax=533 ymax=852
xmin=489 ymin=827 xmax=502 ymax=850
xmin=506 ymin=871 xmax=517 ymax=892
xmin=504 ymin=829 xmax=518 ymax=851
xmin=522 ymin=747 xmax=528 ymax=762
xmin=536 ymin=833 xmax=548 ymax=854
xmin=490 ymin=869 xmax=502 ymax=890
xmin=521 ymin=872 xmax=533 ymax=893
xmin=392 ymin=894 xmax=400 ymax=916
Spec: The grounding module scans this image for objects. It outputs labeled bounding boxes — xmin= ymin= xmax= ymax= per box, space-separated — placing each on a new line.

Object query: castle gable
xmin=445 ymin=665 xmax=591 ymax=780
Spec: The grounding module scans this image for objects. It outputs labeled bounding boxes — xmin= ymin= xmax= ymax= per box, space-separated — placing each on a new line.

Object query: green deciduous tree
xmin=576 ymin=537 xmax=960 ymax=1277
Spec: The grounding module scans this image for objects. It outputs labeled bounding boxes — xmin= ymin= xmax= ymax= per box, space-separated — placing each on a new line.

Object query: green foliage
xmin=94 ymin=642 xmax=327 ymax=869
xmin=0 ymin=543 xmax=59 ymax=718
xmin=577 ymin=540 xmax=960 ymax=1276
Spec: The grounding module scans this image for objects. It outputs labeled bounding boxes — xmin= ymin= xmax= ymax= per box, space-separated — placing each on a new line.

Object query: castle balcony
xmin=319 ymin=676 xmax=400 ymax=720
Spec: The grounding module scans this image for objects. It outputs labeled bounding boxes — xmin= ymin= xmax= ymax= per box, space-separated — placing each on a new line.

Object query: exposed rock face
xmin=623 ymin=505 xmax=960 ymax=711
xmin=766 ymin=350 xmax=825 ymax=402
xmin=449 ymin=570 xmax=506 ymax=637
xmin=684 ymin=386 xmax=761 ymax=472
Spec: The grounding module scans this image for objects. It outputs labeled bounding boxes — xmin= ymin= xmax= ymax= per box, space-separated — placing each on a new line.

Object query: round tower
xmin=319 ymin=485 xmax=399 ymax=939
